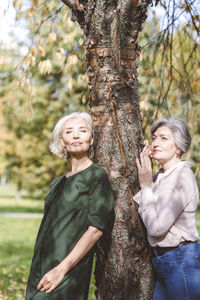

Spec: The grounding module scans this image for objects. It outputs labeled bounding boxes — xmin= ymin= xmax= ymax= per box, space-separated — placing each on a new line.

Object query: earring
xmin=88 ymin=145 xmax=94 ymax=158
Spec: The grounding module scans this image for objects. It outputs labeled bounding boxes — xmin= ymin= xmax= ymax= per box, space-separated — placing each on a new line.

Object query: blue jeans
xmin=152 ymin=242 xmax=200 ymax=300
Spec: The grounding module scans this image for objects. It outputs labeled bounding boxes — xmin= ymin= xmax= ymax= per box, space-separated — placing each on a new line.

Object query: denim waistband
xmin=152 ymin=241 xmax=199 ymax=257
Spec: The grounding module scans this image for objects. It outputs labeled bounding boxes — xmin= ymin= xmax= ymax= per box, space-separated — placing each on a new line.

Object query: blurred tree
xmin=138 ymin=15 xmax=200 ymax=180
xmin=0 ymin=4 xmax=88 ymax=196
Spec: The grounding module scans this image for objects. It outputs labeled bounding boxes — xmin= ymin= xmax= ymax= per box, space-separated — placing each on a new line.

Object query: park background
xmin=0 ymin=0 xmax=199 ymax=299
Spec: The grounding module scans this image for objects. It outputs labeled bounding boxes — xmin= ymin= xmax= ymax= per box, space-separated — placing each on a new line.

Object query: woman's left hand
xmin=136 ymin=147 xmax=152 ymax=189
xmin=37 ymin=265 xmax=65 ymax=294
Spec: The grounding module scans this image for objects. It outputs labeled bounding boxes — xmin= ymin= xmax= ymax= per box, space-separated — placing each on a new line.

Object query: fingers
xmin=42 ymin=282 xmax=55 ymax=293
xmin=136 ymin=157 xmax=141 ymax=170
xmin=136 ymin=154 xmax=150 ymax=173
xmin=37 ymin=278 xmax=44 ymax=290
xmin=46 ymin=285 xmax=56 ymax=294
xmin=37 ymin=279 xmax=57 ymax=293
xmin=37 ymin=270 xmax=64 ymax=294
xmin=140 ymin=151 xmax=150 ymax=165
xmin=136 ymin=152 xmax=151 ymax=172
xmin=40 ymin=283 xmax=51 ymax=292
xmin=37 ymin=276 xmax=53 ymax=293
xmin=142 ymin=145 xmax=152 ymax=156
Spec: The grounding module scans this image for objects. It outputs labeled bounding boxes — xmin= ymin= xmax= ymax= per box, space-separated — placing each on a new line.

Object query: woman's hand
xmin=142 ymin=143 xmax=153 ymax=158
xmin=136 ymin=145 xmax=152 ymax=189
xmin=37 ymin=265 xmax=65 ymax=294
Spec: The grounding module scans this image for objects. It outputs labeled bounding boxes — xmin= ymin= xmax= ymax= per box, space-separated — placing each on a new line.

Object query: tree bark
xmin=62 ymin=0 xmax=154 ymax=299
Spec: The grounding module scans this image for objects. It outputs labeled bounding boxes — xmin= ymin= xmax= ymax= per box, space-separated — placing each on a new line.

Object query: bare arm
xmin=37 ymin=226 xmax=103 ymax=294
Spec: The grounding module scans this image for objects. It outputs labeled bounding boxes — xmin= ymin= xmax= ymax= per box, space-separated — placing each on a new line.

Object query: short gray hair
xmin=49 ymin=112 xmax=93 ymax=159
xmin=150 ymin=118 xmax=191 ymax=155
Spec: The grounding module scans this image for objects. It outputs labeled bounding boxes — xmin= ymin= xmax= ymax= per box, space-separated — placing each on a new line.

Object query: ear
xmin=60 ymin=136 xmax=65 ymax=148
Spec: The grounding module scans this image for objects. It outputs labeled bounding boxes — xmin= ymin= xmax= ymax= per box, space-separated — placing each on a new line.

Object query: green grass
xmin=196 ymin=206 xmax=200 ymax=221
xmin=0 ymin=185 xmax=44 ymax=213
xmin=0 ymin=217 xmax=41 ymax=300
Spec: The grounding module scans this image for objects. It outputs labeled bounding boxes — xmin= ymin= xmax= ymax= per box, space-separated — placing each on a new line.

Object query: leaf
xmin=13 ymin=0 xmax=23 ymax=10
xmin=48 ymin=32 xmax=57 ymax=44
xmin=38 ymin=60 xmax=52 ymax=74
xmin=38 ymin=46 xmax=46 ymax=57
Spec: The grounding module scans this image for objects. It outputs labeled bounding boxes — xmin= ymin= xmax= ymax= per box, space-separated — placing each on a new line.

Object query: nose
xmin=73 ymin=130 xmax=80 ymax=139
xmin=152 ymin=139 xmax=159 ymax=148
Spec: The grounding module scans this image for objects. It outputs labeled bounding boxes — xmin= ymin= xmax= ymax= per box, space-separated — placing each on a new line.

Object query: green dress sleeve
xmin=87 ymin=170 xmax=114 ymax=231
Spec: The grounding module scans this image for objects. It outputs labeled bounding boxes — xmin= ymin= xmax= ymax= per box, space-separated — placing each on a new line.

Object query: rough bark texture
xmin=62 ymin=0 xmax=154 ymax=299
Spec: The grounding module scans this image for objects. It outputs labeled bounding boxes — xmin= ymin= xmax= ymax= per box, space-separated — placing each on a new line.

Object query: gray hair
xmin=49 ymin=112 xmax=93 ymax=159
xmin=150 ymin=118 xmax=191 ymax=155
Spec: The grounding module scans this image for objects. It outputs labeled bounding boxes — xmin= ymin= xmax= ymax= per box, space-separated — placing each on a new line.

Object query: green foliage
xmin=138 ymin=16 xmax=200 ymax=181
xmin=0 ymin=1 xmax=89 ymax=196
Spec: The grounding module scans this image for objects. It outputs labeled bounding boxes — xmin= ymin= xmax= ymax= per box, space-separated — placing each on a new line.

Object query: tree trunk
xmin=62 ymin=0 xmax=154 ymax=299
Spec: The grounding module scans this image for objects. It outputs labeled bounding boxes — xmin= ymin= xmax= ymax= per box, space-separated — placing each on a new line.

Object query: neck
xmin=162 ymin=157 xmax=181 ymax=172
xmin=70 ymin=155 xmax=92 ymax=174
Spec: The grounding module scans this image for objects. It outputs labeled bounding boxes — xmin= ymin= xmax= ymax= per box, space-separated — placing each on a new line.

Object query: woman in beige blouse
xmin=133 ymin=118 xmax=200 ymax=300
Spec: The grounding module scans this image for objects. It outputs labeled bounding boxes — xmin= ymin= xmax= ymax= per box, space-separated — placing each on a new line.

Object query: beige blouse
xmin=133 ymin=161 xmax=199 ymax=247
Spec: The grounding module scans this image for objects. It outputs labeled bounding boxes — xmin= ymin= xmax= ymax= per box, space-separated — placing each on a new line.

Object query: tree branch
xmin=61 ymin=0 xmax=85 ymax=27
xmin=61 ymin=0 xmax=76 ymax=10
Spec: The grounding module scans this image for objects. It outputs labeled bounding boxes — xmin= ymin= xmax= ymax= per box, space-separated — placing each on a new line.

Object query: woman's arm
xmin=139 ymin=184 xmax=188 ymax=237
xmin=136 ymin=154 xmax=196 ymax=237
xmin=37 ymin=226 xmax=103 ymax=294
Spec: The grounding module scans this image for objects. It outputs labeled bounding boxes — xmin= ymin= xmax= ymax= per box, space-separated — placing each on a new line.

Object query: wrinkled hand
xmin=136 ymin=145 xmax=152 ymax=189
xmin=37 ymin=265 xmax=65 ymax=294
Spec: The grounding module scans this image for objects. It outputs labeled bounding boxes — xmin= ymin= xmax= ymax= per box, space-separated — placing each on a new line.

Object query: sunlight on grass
xmin=0 ymin=184 xmax=44 ymax=213
xmin=0 ymin=218 xmax=41 ymax=300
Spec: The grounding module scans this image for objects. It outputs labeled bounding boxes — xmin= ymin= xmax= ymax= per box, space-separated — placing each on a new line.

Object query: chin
xmin=152 ymin=156 xmax=162 ymax=163
xmin=152 ymin=154 xmax=159 ymax=159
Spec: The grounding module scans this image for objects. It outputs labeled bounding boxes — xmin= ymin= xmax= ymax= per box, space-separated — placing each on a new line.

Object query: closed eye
xmin=65 ymin=131 xmax=72 ymax=134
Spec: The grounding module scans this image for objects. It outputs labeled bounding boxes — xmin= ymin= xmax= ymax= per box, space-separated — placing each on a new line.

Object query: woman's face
xmin=60 ymin=117 xmax=93 ymax=157
xmin=151 ymin=126 xmax=179 ymax=166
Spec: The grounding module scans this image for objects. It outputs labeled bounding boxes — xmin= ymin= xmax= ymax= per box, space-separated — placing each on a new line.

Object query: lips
xmin=152 ymin=149 xmax=161 ymax=155
xmin=153 ymin=149 xmax=161 ymax=152
xmin=71 ymin=142 xmax=82 ymax=146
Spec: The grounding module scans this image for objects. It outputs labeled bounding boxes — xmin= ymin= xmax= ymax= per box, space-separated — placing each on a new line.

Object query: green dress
xmin=25 ymin=163 xmax=114 ymax=300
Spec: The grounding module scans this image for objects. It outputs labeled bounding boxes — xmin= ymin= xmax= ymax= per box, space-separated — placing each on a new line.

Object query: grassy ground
xmin=0 ymin=184 xmax=199 ymax=300
xmin=0 ymin=217 xmax=40 ymax=300
xmin=0 ymin=185 xmax=44 ymax=213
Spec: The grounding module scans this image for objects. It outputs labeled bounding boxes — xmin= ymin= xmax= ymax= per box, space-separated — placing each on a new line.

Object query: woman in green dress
xmin=25 ymin=112 xmax=114 ymax=300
